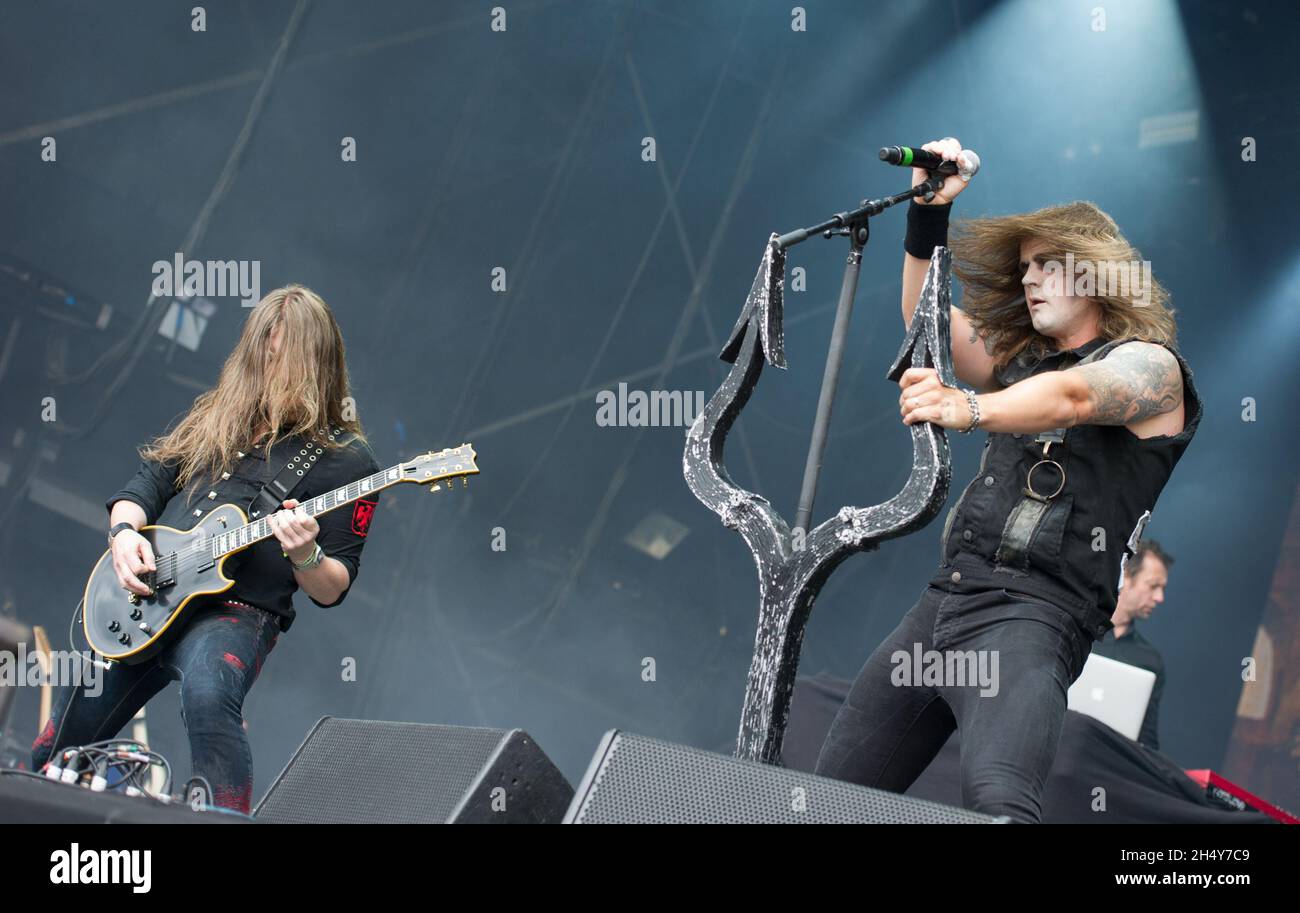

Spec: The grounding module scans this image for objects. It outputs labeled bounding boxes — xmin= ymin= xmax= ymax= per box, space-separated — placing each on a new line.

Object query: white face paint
xmin=1019 ymin=237 xmax=1096 ymax=343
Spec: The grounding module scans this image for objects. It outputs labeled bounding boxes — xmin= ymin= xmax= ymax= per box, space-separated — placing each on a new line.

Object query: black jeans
xmin=31 ymin=598 xmax=279 ymax=813
xmin=814 ymin=583 xmax=1090 ymax=823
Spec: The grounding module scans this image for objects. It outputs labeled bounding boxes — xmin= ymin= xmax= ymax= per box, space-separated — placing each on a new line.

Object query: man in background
xmin=1092 ymin=539 xmax=1173 ymax=750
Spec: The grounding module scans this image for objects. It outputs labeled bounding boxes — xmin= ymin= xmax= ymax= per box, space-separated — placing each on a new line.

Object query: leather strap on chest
xmin=248 ymin=425 xmax=345 ymax=519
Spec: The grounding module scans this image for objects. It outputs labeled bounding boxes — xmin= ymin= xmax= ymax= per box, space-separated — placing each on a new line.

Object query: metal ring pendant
xmin=1025 ymin=459 xmax=1066 ymax=501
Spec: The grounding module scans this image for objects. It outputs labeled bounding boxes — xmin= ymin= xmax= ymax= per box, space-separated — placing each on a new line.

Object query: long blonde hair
xmin=141 ymin=284 xmax=367 ymax=490
xmin=948 ymin=201 xmax=1177 ymax=369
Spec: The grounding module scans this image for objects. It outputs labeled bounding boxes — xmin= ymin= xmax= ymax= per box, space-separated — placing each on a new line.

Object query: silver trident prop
xmin=683 ymin=236 xmax=958 ymax=765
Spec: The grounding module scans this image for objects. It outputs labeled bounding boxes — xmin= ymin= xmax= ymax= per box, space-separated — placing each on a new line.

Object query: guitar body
xmin=83 ymin=504 xmax=246 ymax=664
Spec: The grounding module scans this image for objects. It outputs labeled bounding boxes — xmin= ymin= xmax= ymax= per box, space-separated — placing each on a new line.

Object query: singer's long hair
xmin=140 ymin=284 xmax=367 ymax=490
xmin=948 ymin=200 xmax=1177 ymax=369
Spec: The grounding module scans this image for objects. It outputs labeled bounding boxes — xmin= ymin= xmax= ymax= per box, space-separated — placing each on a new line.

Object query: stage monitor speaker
xmin=564 ymin=730 xmax=1006 ymax=824
xmin=254 ymin=717 xmax=573 ymax=824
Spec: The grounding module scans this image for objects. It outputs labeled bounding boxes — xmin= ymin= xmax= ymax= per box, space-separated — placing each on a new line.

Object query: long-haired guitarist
xmin=31 ymin=285 xmax=381 ymax=813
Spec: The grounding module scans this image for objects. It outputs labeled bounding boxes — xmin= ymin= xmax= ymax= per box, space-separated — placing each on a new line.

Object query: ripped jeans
xmin=31 ymin=598 xmax=279 ymax=813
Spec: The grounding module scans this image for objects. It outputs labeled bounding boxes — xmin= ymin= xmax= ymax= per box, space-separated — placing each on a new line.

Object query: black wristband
xmin=108 ymin=521 xmax=136 ymax=541
xmin=904 ymin=200 xmax=952 ymax=260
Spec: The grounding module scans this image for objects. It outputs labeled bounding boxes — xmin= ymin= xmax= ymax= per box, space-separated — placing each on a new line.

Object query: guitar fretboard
xmin=208 ymin=465 xmax=402 ymax=558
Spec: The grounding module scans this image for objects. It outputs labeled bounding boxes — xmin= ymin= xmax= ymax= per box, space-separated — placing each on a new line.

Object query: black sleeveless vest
xmin=930 ymin=336 xmax=1202 ymax=641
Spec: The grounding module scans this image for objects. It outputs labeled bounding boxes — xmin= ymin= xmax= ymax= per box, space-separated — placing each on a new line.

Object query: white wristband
xmin=290 ymin=542 xmax=324 ymax=571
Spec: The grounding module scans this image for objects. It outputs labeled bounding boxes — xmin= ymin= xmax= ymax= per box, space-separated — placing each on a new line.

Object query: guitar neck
xmin=210 ymin=464 xmax=404 ymax=559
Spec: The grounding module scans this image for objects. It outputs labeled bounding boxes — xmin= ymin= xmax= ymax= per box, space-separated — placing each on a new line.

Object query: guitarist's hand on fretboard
xmin=268 ymin=498 xmax=321 ymax=565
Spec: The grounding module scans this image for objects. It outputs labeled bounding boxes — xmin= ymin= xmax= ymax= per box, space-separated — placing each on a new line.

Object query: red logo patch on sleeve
xmin=351 ymin=498 xmax=377 ymax=536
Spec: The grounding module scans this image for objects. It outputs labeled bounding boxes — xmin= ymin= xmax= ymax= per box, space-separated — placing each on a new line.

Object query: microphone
xmin=879 ymin=145 xmax=980 ymax=181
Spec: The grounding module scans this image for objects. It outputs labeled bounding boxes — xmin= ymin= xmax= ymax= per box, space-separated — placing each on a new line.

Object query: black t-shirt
xmin=106 ymin=430 xmax=381 ymax=631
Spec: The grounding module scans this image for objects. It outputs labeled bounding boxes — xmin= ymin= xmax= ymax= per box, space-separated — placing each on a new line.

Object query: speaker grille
xmin=255 ymin=718 xmax=509 ymax=823
xmin=567 ymin=732 xmax=999 ymax=824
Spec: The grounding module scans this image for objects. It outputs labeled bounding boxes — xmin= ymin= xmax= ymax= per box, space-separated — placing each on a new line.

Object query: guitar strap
xmin=248 ymin=425 xmax=346 ymax=520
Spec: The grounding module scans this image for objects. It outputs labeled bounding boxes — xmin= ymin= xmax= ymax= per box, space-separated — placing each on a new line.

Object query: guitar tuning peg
xmin=430 ymin=483 xmax=441 ymax=492
xmin=461 ymin=477 xmax=468 ymax=488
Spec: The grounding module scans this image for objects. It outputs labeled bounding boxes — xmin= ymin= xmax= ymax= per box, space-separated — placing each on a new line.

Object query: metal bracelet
xmin=959 ymin=389 xmax=981 ymax=433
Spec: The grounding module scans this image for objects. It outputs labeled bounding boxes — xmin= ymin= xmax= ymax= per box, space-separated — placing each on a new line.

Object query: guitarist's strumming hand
xmin=111 ymin=529 xmax=156 ymax=596
xmin=268 ymin=498 xmax=320 ymax=565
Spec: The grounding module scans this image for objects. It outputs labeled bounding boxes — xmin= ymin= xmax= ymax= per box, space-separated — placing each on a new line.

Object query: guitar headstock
xmin=400 ymin=444 xmax=479 ymax=490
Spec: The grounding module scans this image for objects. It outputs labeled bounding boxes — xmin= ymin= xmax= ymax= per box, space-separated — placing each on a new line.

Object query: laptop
xmin=1066 ymin=652 xmax=1156 ymax=740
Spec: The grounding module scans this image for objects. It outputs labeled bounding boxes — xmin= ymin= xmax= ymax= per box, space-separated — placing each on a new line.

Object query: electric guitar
xmin=82 ymin=444 xmax=479 ymax=663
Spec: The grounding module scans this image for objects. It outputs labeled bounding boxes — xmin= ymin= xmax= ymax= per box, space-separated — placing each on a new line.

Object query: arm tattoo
xmin=1075 ymin=342 xmax=1183 ymax=426
xmin=967 ymin=325 xmax=996 ymax=355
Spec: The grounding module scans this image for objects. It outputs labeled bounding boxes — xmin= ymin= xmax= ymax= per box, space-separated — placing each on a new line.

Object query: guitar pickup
xmin=142 ymin=569 xmax=174 ymax=590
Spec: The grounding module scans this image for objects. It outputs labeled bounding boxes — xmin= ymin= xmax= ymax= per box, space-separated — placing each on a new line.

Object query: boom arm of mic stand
xmin=772 ymin=173 xmax=951 ymax=250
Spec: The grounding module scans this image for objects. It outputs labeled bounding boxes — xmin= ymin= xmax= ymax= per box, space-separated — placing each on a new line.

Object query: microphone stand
xmin=781 ymin=164 xmax=954 ymax=535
